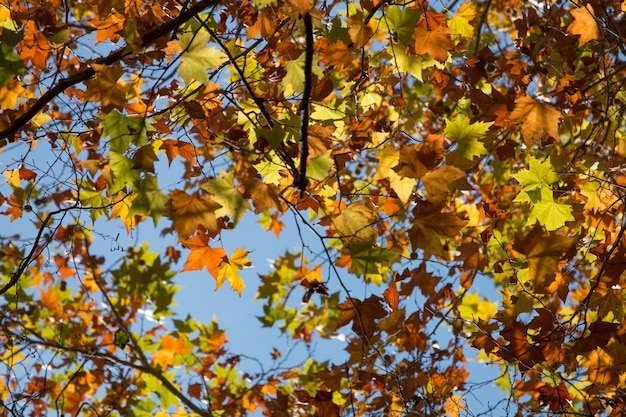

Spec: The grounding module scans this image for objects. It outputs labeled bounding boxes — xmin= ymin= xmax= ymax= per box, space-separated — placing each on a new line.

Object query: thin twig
xmin=0 ymin=0 xmax=219 ymax=144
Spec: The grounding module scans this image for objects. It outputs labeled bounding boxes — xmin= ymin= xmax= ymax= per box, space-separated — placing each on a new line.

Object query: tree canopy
xmin=1 ymin=0 xmax=625 ymax=415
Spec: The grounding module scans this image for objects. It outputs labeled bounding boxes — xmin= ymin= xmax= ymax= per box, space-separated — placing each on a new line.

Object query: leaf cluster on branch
xmin=0 ymin=0 xmax=625 ymax=416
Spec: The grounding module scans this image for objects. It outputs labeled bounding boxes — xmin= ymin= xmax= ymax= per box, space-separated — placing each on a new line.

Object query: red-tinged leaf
xmin=537 ymin=382 xmax=571 ymax=412
xmin=383 ymin=286 xmax=399 ymax=311
xmin=18 ymin=166 xmax=36 ymax=181
xmin=181 ymin=233 xmax=226 ymax=278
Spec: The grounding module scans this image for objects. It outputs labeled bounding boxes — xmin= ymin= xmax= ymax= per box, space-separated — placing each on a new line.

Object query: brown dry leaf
xmin=421 ymin=165 xmax=466 ymax=205
xmin=333 ymin=199 xmax=377 ymax=241
xmin=286 ymin=0 xmax=314 ymax=14
xmin=412 ymin=26 xmax=454 ymax=62
xmin=567 ymin=4 xmax=601 ymax=45
xmin=169 ymin=190 xmax=221 ymax=240
xmin=514 ymin=225 xmax=577 ymax=292
xmin=508 ymin=95 xmax=562 ymax=147
xmin=393 ymin=144 xmax=430 ymax=178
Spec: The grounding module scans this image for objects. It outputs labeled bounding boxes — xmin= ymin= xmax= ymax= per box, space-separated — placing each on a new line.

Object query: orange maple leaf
xmin=567 ymin=4 xmax=601 ymax=45
xmin=412 ymin=26 xmax=454 ymax=62
xmin=508 ymin=95 xmax=562 ymax=147
xmin=181 ymin=232 xmax=226 ymax=278
xmin=153 ymin=335 xmax=191 ymax=369
xmin=40 ymin=285 xmax=61 ymax=313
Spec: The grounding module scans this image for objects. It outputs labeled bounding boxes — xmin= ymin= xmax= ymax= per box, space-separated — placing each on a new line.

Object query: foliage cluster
xmin=0 ymin=0 xmax=625 ymax=416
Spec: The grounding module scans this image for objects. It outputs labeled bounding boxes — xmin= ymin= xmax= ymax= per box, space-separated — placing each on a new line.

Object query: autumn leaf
xmin=421 ymin=165 xmax=466 ymax=205
xmin=514 ymin=225 xmax=577 ymax=292
xmin=333 ymin=199 xmax=377 ymax=241
xmin=286 ymin=0 xmax=315 ymax=14
xmin=215 ymin=248 xmax=251 ymax=295
xmin=412 ymin=26 xmax=453 ymax=62
xmin=383 ymin=286 xmax=399 ymax=311
xmin=82 ymin=63 xmax=130 ymax=108
xmin=348 ymin=12 xmax=373 ymax=48
xmin=508 ymin=95 xmax=562 ymax=147
xmin=567 ymin=4 xmax=601 ymax=45
xmin=39 ymin=285 xmax=60 ymax=313
xmin=447 ymin=2 xmax=477 ymax=38
xmin=201 ymin=170 xmax=250 ymax=226
xmin=181 ymin=232 xmax=226 ymax=277
xmin=169 ymin=190 xmax=221 ymax=240
xmin=179 ymin=30 xmax=227 ymax=85
xmin=153 ymin=335 xmax=191 ymax=370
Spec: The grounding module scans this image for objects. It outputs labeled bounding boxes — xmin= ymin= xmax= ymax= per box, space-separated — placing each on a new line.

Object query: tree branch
xmin=297 ymin=13 xmax=314 ymax=197
xmin=0 ymin=0 xmax=218 ymax=145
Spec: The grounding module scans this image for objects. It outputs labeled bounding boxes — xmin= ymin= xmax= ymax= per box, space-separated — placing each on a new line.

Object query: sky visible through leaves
xmin=1 ymin=0 xmax=625 ymax=416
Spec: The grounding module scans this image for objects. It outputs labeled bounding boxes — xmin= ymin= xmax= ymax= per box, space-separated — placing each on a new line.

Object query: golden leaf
xmin=412 ymin=26 xmax=454 ymax=62
xmin=508 ymin=95 xmax=562 ymax=147
xmin=567 ymin=4 xmax=601 ymax=45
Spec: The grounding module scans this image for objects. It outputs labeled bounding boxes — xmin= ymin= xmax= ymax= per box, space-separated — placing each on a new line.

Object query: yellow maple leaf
xmin=229 ymin=247 xmax=252 ymax=270
xmin=214 ymin=247 xmax=251 ymax=295
xmin=448 ymin=2 xmax=477 ymax=38
xmin=110 ymin=192 xmax=136 ymax=233
xmin=508 ymin=95 xmax=562 ymax=147
xmin=567 ymin=4 xmax=601 ymax=45
xmin=216 ymin=262 xmax=245 ymax=295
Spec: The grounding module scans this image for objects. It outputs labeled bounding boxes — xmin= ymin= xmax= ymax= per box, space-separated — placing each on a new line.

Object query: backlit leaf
xmin=169 ymin=190 xmax=221 ymax=240
xmin=508 ymin=96 xmax=562 ymax=146
xmin=179 ymin=30 xmax=227 ymax=85
xmin=201 ymin=170 xmax=250 ymax=226
xmin=412 ymin=26 xmax=453 ymax=62
xmin=568 ymin=4 xmax=601 ymax=45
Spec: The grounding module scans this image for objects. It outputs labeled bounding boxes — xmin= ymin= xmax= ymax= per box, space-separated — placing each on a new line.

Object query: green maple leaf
xmin=101 ymin=110 xmax=151 ymax=153
xmin=179 ymin=30 xmax=227 ymax=85
xmin=307 ymin=150 xmax=334 ymax=181
xmin=349 ymin=240 xmax=401 ymax=277
xmin=445 ymin=115 xmax=492 ymax=161
xmin=130 ymin=175 xmax=169 ymax=225
xmin=106 ymin=152 xmax=139 ymax=194
xmin=387 ymin=45 xmax=424 ymax=81
xmin=201 ymin=170 xmax=250 ymax=226
xmin=527 ymin=198 xmax=574 ymax=231
xmin=384 ymin=5 xmax=422 ymax=45
xmin=513 ymin=156 xmax=559 ymax=191
xmin=282 ymin=52 xmax=323 ymax=96
xmin=0 ymin=29 xmax=24 ymax=87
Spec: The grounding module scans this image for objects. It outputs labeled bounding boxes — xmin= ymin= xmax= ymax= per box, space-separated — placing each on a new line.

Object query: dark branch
xmin=297 ymin=12 xmax=314 ymax=198
xmin=0 ymin=0 xmax=218 ymax=145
